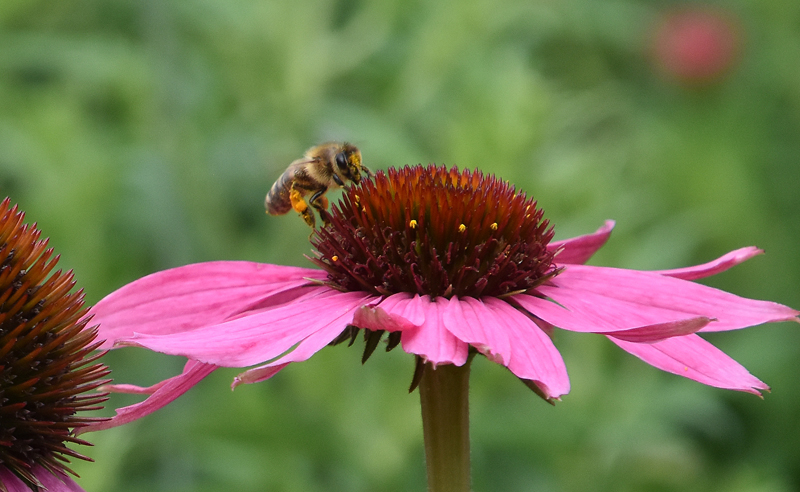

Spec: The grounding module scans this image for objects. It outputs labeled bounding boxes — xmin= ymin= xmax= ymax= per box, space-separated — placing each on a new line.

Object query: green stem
xmin=419 ymin=358 xmax=473 ymax=492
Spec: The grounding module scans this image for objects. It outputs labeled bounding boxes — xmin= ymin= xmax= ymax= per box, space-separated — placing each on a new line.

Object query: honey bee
xmin=265 ymin=142 xmax=372 ymax=229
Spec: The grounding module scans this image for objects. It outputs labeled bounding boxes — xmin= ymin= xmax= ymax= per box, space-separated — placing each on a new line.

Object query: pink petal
xmin=598 ymin=316 xmax=713 ymax=343
xmin=89 ymin=261 xmax=323 ymax=349
xmin=0 ymin=467 xmax=27 ymax=492
xmin=33 ymin=467 xmax=86 ymax=492
xmin=608 ymin=334 xmax=769 ymax=395
xmin=535 ymin=265 xmax=799 ymax=332
xmin=231 ymin=305 xmax=363 ymax=388
xmin=548 ymin=220 xmax=615 ymax=265
xmin=75 ymin=360 xmax=217 ymax=434
xmin=513 ymin=293 xmax=710 ymax=338
xmin=351 ymin=292 xmax=423 ymax=332
xmin=400 ymin=296 xmax=469 ymax=366
xmin=124 ymin=289 xmax=374 ymax=367
xmin=97 ymin=371 xmax=204 ymax=396
xmin=232 ymin=363 xmax=288 ymax=388
xmin=442 ymin=296 xmax=511 ymax=365
xmin=513 ymin=293 xmax=632 ymax=333
xmin=97 ymin=383 xmax=163 ymax=395
xmin=0 ymin=466 xmax=86 ymax=492
xmin=381 ymin=293 xmax=429 ymax=326
xmin=442 ymin=297 xmax=570 ymax=400
xmin=654 ymin=247 xmax=763 ymax=280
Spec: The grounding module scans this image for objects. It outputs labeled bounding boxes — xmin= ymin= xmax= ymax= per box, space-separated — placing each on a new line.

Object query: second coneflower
xmin=80 ymin=165 xmax=798 ymax=491
xmin=0 ymin=198 xmax=110 ymax=492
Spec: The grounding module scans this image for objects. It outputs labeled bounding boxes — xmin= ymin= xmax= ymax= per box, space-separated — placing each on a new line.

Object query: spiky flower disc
xmin=0 ymin=198 xmax=110 ymax=490
xmin=310 ymin=165 xmax=558 ymax=299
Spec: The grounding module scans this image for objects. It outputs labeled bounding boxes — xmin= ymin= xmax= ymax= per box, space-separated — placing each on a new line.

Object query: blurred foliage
xmin=2 ymin=0 xmax=800 ymax=490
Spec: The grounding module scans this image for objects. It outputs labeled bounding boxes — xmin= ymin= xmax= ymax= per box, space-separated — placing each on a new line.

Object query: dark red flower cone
xmin=0 ymin=198 xmax=110 ymax=491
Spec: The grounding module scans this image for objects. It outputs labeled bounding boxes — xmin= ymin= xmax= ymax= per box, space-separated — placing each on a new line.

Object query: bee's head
xmin=335 ymin=144 xmax=371 ymax=184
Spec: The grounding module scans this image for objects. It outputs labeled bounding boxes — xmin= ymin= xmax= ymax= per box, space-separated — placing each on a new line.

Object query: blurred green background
xmin=2 ymin=0 xmax=799 ymax=490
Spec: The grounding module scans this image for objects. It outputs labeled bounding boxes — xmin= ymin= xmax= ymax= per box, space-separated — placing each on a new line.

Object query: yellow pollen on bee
xmin=332 ymin=255 xmax=339 ymax=262
xmin=409 ymin=219 xmax=418 ymax=229
xmin=490 ymin=222 xmax=498 ymax=230
xmin=458 ymin=224 xmax=466 ymax=233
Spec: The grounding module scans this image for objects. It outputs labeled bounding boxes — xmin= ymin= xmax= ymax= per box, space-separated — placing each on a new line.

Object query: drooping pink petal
xmin=122 ymin=289 xmax=374 ymax=367
xmin=89 ymin=261 xmax=323 ymax=349
xmin=514 ymin=293 xmax=707 ymax=338
xmin=442 ymin=297 xmax=570 ymax=399
xmin=597 ymin=316 xmax=713 ymax=343
xmin=513 ymin=293 xmax=631 ymax=333
xmin=380 ymin=293 xmax=429 ymax=326
xmin=548 ymin=220 xmax=615 ymax=265
xmin=0 ymin=466 xmax=86 ymax=492
xmin=351 ymin=292 xmax=423 ymax=332
xmin=0 ymin=467 xmax=34 ymax=492
xmin=232 ymin=363 xmax=289 ymax=388
xmin=534 ymin=265 xmax=799 ymax=332
xmin=232 ymin=302 xmax=376 ymax=388
xmin=98 ymin=369 xmax=211 ymax=396
xmin=75 ymin=360 xmax=217 ymax=434
xmin=607 ymin=334 xmax=769 ymax=395
xmin=400 ymin=296 xmax=469 ymax=366
xmin=654 ymin=247 xmax=763 ymax=280
xmin=96 ymin=382 xmax=164 ymax=395
xmin=521 ymin=310 xmax=556 ymax=338
xmin=442 ymin=296 xmax=511 ymax=365
xmin=33 ymin=466 xmax=86 ymax=492
xmin=0 ymin=466 xmax=27 ymax=492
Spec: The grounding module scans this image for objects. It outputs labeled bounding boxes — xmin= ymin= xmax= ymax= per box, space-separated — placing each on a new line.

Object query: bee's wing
xmin=285 ymin=157 xmax=317 ymax=173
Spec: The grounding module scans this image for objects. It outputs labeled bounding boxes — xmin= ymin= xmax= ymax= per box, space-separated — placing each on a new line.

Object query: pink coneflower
xmin=0 ymin=199 xmax=110 ymax=492
xmin=80 ymin=165 xmax=798 ymax=490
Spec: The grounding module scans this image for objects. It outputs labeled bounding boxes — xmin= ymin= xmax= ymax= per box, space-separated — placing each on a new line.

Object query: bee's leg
xmin=309 ymin=189 xmax=331 ymax=227
xmin=290 ymin=188 xmax=315 ymax=229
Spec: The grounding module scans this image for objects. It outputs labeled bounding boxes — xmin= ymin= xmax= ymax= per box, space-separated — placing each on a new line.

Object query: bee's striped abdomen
xmin=265 ymin=166 xmax=298 ymax=215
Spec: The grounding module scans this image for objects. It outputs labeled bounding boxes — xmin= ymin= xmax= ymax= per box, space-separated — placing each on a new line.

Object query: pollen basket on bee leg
xmin=290 ymin=190 xmax=308 ymax=213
